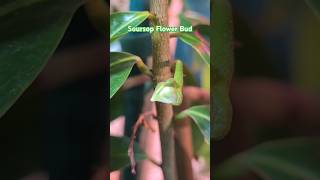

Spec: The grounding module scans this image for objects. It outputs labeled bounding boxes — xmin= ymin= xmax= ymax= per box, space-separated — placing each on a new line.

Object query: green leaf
xmin=151 ymin=60 xmax=184 ymax=106
xmin=0 ymin=0 xmax=43 ymax=17
xmin=110 ymin=52 xmax=140 ymax=98
xmin=110 ymin=11 xmax=150 ymax=42
xmin=151 ymin=78 xmax=183 ymax=106
xmin=211 ymin=0 xmax=234 ymax=140
xmin=177 ymin=14 xmax=210 ymax=65
xmin=178 ymin=32 xmax=210 ymax=65
xmin=0 ymin=0 xmax=84 ymax=118
xmin=110 ymin=136 xmax=146 ymax=171
xmin=306 ymin=0 xmax=320 ymax=18
xmin=176 ymin=105 xmax=210 ymax=144
xmin=214 ymin=138 xmax=320 ymax=180
xmin=179 ymin=13 xmax=209 ymax=27
xmin=179 ymin=14 xmax=193 ymax=27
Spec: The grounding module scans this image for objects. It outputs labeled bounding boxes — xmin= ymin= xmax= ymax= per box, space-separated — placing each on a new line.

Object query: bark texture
xmin=150 ymin=0 xmax=177 ymax=179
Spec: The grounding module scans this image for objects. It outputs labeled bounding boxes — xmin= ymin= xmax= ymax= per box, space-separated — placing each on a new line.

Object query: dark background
xmin=213 ymin=0 xmax=320 ymax=175
xmin=0 ymin=7 xmax=107 ymax=180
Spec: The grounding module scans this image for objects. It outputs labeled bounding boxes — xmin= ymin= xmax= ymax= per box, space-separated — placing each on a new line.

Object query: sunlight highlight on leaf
xmin=176 ymin=105 xmax=210 ymax=144
xmin=110 ymin=11 xmax=150 ymax=42
xmin=151 ymin=60 xmax=184 ymax=106
xmin=110 ymin=52 xmax=140 ymax=98
xmin=178 ymin=32 xmax=210 ymax=65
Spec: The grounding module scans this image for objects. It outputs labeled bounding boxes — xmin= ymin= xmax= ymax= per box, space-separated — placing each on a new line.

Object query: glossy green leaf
xmin=151 ymin=60 xmax=184 ymax=106
xmin=178 ymin=14 xmax=210 ymax=65
xmin=151 ymin=78 xmax=182 ymax=106
xmin=178 ymin=32 xmax=210 ymax=65
xmin=110 ymin=136 xmax=146 ymax=171
xmin=214 ymin=138 xmax=320 ymax=179
xmin=110 ymin=11 xmax=150 ymax=42
xmin=176 ymin=105 xmax=210 ymax=144
xmin=212 ymin=0 xmax=234 ymax=140
xmin=110 ymin=52 xmax=140 ymax=98
xmin=306 ymin=0 xmax=320 ymax=18
xmin=0 ymin=0 xmax=84 ymax=118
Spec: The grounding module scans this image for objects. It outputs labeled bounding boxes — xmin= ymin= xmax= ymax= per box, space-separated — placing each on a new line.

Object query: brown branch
xmin=174 ymin=86 xmax=209 ymax=180
xmin=170 ymin=32 xmax=180 ymax=38
xmin=150 ymin=0 xmax=177 ymax=179
xmin=174 ymin=106 xmax=193 ymax=180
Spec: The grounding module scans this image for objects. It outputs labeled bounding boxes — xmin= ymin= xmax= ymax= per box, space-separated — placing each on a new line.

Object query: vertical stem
xmin=174 ymin=99 xmax=194 ymax=180
xmin=174 ymin=119 xmax=194 ymax=180
xmin=150 ymin=0 xmax=177 ymax=179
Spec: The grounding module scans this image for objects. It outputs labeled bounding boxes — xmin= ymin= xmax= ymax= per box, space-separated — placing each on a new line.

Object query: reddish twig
xmin=128 ymin=111 xmax=156 ymax=174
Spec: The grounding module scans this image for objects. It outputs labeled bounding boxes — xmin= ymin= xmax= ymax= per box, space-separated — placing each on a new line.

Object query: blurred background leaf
xmin=0 ymin=5 xmax=106 ymax=179
xmin=0 ymin=0 xmax=84 ymax=118
xmin=305 ymin=0 xmax=320 ymax=18
xmin=214 ymin=138 xmax=320 ymax=179
xmin=292 ymin=1 xmax=320 ymax=92
xmin=211 ymin=0 xmax=234 ymax=140
xmin=84 ymin=0 xmax=108 ymax=36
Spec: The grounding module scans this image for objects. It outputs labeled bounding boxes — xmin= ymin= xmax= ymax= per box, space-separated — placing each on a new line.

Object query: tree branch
xmin=150 ymin=0 xmax=177 ymax=179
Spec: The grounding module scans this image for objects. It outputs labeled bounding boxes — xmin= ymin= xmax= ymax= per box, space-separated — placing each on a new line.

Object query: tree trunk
xmin=150 ymin=0 xmax=177 ymax=179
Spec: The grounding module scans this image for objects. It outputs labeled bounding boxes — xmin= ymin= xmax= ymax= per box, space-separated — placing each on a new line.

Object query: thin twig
xmin=128 ymin=111 xmax=156 ymax=174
